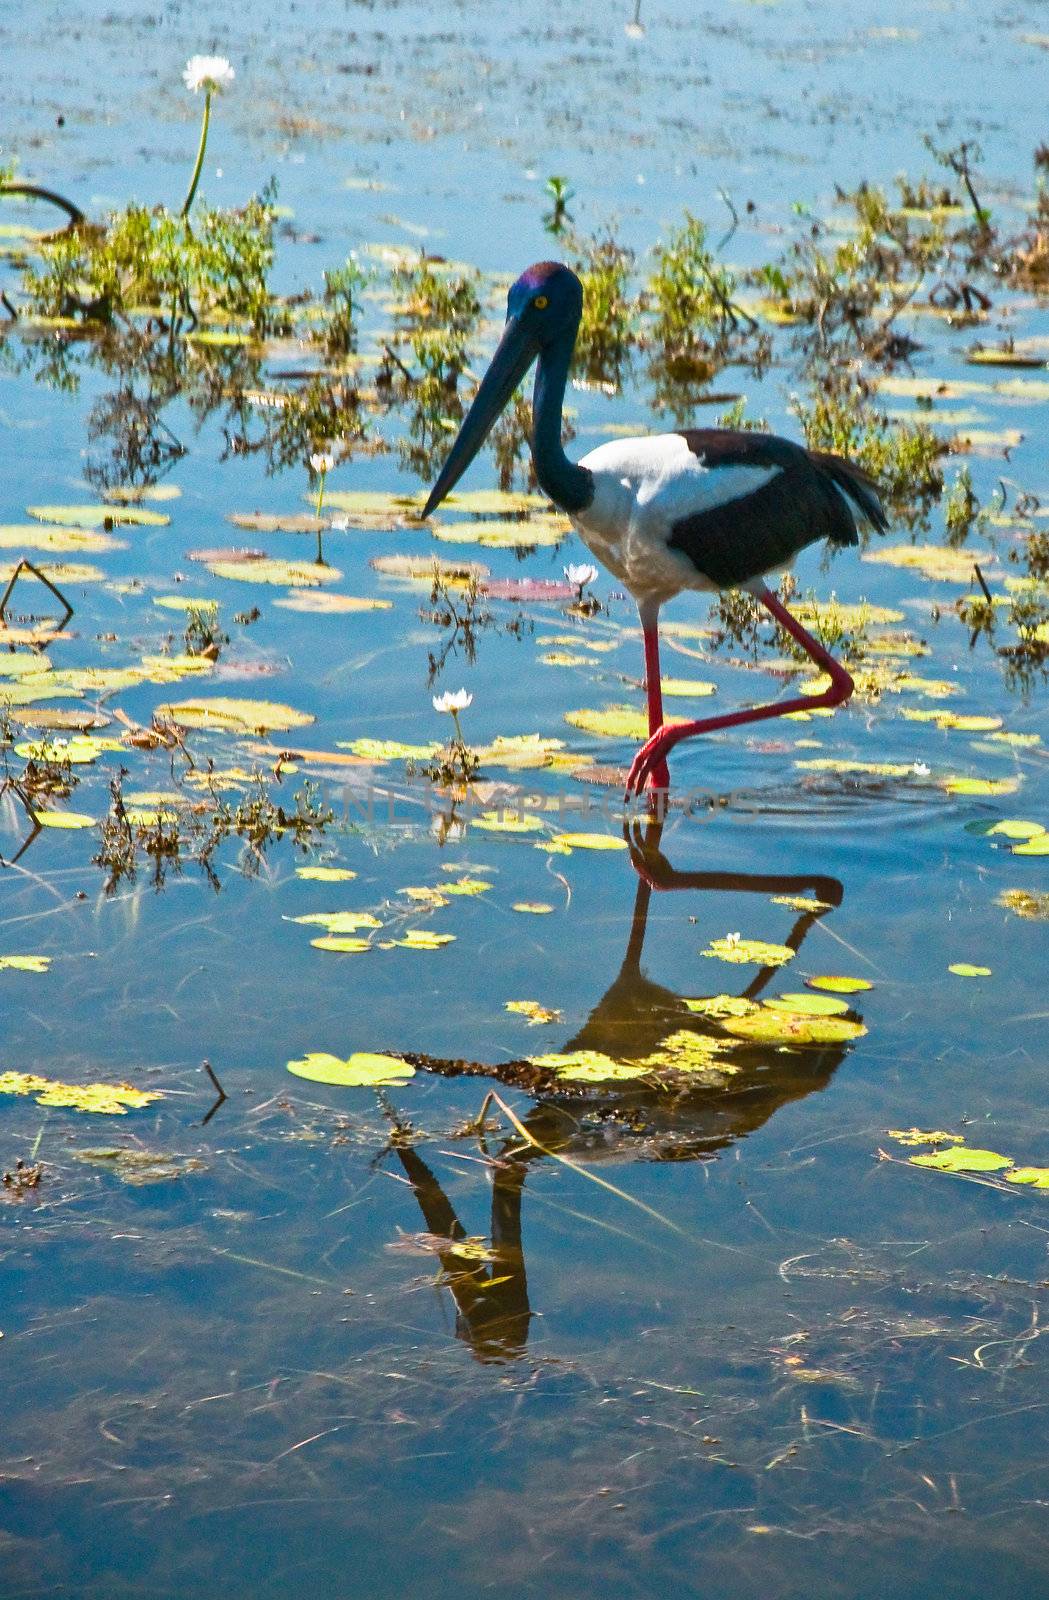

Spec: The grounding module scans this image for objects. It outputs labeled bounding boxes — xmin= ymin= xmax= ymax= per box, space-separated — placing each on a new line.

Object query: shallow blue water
xmin=3 ymin=3 xmax=1049 ymax=1596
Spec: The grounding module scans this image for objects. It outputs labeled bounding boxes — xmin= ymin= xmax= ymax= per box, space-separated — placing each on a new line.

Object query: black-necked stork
xmin=422 ymin=261 xmax=888 ymax=797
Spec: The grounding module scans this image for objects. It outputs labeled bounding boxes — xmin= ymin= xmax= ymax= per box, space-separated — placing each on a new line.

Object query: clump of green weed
xmin=647 ymin=212 xmax=743 ymax=360
xmin=255 ymin=372 xmax=371 ymax=473
xmin=317 ymin=256 xmax=370 ymax=357
xmin=716 ymin=398 xmax=769 ymax=432
xmin=644 ymin=213 xmax=769 ymax=414
xmin=21 ymin=189 xmax=288 ymax=335
xmin=183 ymin=602 xmax=229 ymax=659
xmin=791 ymin=371 xmax=944 ymax=522
xmin=543 ymin=176 xmax=574 ymax=237
xmin=377 ymin=255 xmax=482 ymax=475
xmin=942 ymin=466 xmax=984 ymax=546
xmin=95 ymin=770 xmax=335 ymax=892
xmin=566 ymin=230 xmax=636 ymax=384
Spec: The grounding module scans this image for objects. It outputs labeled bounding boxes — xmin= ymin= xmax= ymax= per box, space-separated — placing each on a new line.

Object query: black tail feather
xmin=808 ymin=450 xmax=889 ymax=537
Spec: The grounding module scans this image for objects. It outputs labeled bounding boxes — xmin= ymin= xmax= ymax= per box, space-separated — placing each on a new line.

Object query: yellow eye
xmin=533 ymin=295 xmax=549 ymax=310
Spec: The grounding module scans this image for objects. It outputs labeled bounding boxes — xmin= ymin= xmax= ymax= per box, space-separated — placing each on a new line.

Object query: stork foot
xmin=625 ymin=729 xmax=674 ymax=802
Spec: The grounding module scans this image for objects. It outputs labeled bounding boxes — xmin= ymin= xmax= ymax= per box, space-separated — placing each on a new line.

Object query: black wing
xmin=667 ymin=430 xmax=888 ymax=589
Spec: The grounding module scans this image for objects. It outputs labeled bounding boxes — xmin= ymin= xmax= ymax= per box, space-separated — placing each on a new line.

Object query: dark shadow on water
xmin=392 ymin=816 xmax=863 ymax=1363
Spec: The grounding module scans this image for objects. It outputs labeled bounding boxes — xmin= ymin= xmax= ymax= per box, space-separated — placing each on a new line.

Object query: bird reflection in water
xmin=387 ymin=818 xmax=861 ymax=1363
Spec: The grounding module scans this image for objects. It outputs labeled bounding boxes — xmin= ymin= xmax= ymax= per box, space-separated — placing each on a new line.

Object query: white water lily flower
xmin=183 ymin=55 xmax=235 ymax=94
xmin=564 ymin=563 xmax=598 ymax=588
xmin=310 ymin=451 xmax=335 ymax=474
xmin=912 ymin=761 xmax=931 ymax=777
xmin=432 ymin=690 xmax=473 ymax=714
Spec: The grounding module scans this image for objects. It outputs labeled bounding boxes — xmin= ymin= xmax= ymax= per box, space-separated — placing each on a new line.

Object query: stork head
xmin=421 ymin=262 xmax=583 ymax=518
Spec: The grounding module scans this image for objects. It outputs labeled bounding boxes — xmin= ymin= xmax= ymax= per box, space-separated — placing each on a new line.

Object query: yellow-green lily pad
xmin=286 ymin=1051 xmax=415 ymax=1086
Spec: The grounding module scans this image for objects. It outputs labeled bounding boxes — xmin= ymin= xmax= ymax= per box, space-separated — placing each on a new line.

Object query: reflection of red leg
xmin=625 ymin=583 xmax=854 ymax=800
xmin=642 ymin=621 xmax=671 ymax=792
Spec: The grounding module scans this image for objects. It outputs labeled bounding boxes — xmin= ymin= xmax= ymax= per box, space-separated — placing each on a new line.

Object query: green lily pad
xmin=286 ymin=1051 xmax=415 ymax=1086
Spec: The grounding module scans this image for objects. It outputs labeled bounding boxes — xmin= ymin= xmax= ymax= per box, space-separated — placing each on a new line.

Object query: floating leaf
xmin=9 ymin=708 xmax=109 ymax=731
xmin=0 ymin=955 xmax=51 ymax=973
xmin=35 ymin=810 xmax=95 ymax=829
xmin=546 ymin=831 xmax=627 ymax=852
xmin=104 ymin=484 xmax=181 ymax=504
xmin=26 ymin=503 xmax=170 ymax=528
xmin=156 ymin=697 xmax=314 ymax=733
xmin=1005 ymin=1167 xmax=1049 ymax=1188
xmin=481 ymin=577 xmax=575 ymax=603
xmin=432 ymin=516 xmax=568 ymax=548
xmin=295 ymin=866 xmax=358 ymax=882
xmin=288 ymin=912 xmax=383 ymax=932
xmin=401 ymin=885 xmax=450 ymax=907
xmin=274 ymin=592 xmax=393 ymax=614
xmin=763 ymin=993 xmax=850 ymax=1016
xmin=472 ymin=812 xmax=546 ymax=834
xmin=141 ymin=653 xmax=216 ymax=680
xmin=389 ymin=930 xmax=456 ymax=950
xmin=0 ymin=561 xmax=104 ymax=586
xmin=0 ymin=655 xmax=53 ymax=679
xmin=702 ymin=936 xmax=794 ymax=967
xmin=370 ymin=553 xmax=489 ymax=583
xmin=337 ymin=737 xmax=439 ymax=761
xmin=1013 ymin=835 xmax=1049 ymax=856
xmin=478 ymin=733 xmax=566 ymax=769
xmin=637 ymin=1031 xmax=737 ymax=1076
xmin=228 ymin=511 xmax=326 ymax=534
xmin=196 ymin=552 xmax=343 ymax=587
xmin=186 ymin=329 xmax=260 ymax=348
xmin=286 ymin=1051 xmax=415 ymax=1086
xmin=541 ymin=651 xmax=589 ymax=667
xmin=565 ymin=705 xmax=648 ymax=740
xmin=721 ymin=1011 xmax=867 ymax=1045
xmin=770 ymin=895 xmax=833 ymax=913
xmin=312 ymin=489 xmax=420 ymax=521
xmin=512 ymin=902 xmax=554 ymax=914
xmin=943 ymin=776 xmax=1019 ymax=797
xmin=683 ymin=994 xmax=758 ymax=1019
xmin=902 ymin=709 xmax=1003 ymax=733
xmin=14 ymin=736 xmax=121 ymax=764
xmin=948 ymin=962 xmax=991 ymax=977
xmin=881 ymin=374 xmax=1049 ymax=403
xmin=0 ymin=1071 xmax=160 ymax=1114
xmin=887 ymin=1128 xmax=959 ymax=1146
xmin=0 ymin=523 xmax=126 ymax=553
xmin=863 ymin=544 xmax=992 ymax=582
xmin=309 ymin=937 xmax=374 ymax=953
xmin=659 ymin=678 xmax=717 ymax=697
xmin=910 ymin=1146 xmax=1012 ymax=1172
xmin=433 ymin=490 xmax=550 ymax=515
xmin=506 ymin=999 xmax=561 ymax=1025
xmin=50 ymin=666 xmax=147 ymax=693
xmin=806 ymin=975 xmax=873 ymax=994
xmin=440 ymin=876 xmax=492 ymax=896
xmin=528 ymin=1050 xmax=651 ymax=1083
xmin=986 ymin=820 xmax=1045 ymax=839
xmin=794 ymin=600 xmax=904 ymax=628
xmin=153 ymin=595 xmax=219 ymax=612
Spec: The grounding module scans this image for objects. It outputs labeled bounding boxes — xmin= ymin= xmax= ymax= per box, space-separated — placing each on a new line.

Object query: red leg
xmin=625 ymin=584 xmax=854 ymax=800
xmin=641 ymin=617 xmax=671 ymax=792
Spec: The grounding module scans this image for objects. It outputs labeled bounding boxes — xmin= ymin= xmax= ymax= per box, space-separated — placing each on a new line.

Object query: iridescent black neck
xmin=531 ymin=335 xmax=593 ymax=515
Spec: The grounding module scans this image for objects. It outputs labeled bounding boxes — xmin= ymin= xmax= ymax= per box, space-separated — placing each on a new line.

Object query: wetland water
xmin=2 ymin=2 xmax=1049 ymax=1595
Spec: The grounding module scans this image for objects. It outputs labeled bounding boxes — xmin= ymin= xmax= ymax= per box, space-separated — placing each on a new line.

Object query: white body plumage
xmin=571 ymin=435 xmax=781 ymax=615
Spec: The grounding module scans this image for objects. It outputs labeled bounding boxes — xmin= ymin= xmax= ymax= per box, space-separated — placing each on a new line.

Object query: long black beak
xmin=421 ymin=316 xmax=537 ymax=518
